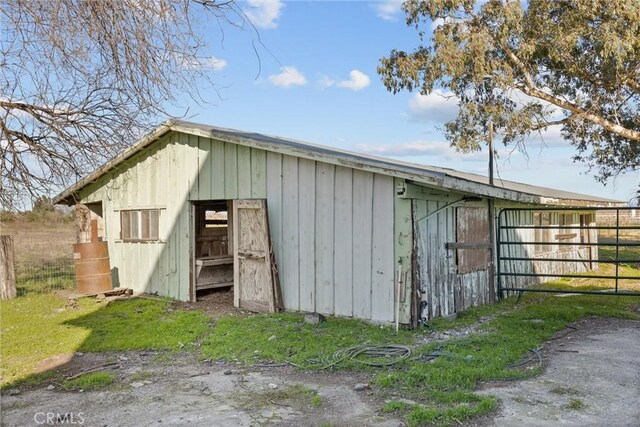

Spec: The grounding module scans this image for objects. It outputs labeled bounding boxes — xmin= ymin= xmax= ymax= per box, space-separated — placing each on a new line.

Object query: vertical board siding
xmin=333 ymin=167 xmax=353 ymax=317
xmin=223 ymin=143 xmax=238 ymax=199
xmin=79 ymin=132 xmax=398 ymax=321
xmin=237 ymin=145 xmax=252 ymax=199
xmin=210 ymin=140 xmax=225 ymax=199
xmin=266 ymin=152 xmax=283 ymax=272
xmin=281 ymin=156 xmax=300 ymax=311
xmin=250 ymin=149 xmax=267 ymax=198
xmin=497 ymin=209 xmax=594 ymax=293
xmin=314 ymin=162 xmax=335 ymax=314
xmin=371 ymin=175 xmax=395 ymax=322
xmin=393 ymin=178 xmax=413 ymax=325
xmin=198 ymin=137 xmax=212 ymax=199
xmin=297 ymin=158 xmax=316 ymax=312
xmin=414 ymin=199 xmax=490 ymax=320
xmin=415 ymin=200 xmax=598 ymax=320
xmin=352 ymin=170 xmax=374 ymax=320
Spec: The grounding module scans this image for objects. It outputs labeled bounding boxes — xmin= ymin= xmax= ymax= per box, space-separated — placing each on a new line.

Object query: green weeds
xmin=201 ymin=313 xmax=416 ymax=366
xmin=63 ymin=372 xmax=115 ymax=391
xmin=1 ymin=295 xmax=210 ymax=388
xmin=377 ymin=290 xmax=637 ymax=426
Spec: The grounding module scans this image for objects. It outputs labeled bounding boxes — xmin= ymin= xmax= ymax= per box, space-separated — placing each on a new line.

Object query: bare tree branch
xmin=0 ymin=0 xmax=250 ymax=211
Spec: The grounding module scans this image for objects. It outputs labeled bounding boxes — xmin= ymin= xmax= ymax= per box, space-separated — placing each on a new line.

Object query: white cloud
xmin=336 ymin=70 xmax=371 ymax=91
xmin=318 ymin=75 xmax=335 ymax=88
xmin=268 ymin=66 xmax=307 ymax=87
xmin=408 ymin=90 xmax=459 ymax=122
xmin=375 ymin=0 xmax=403 ymax=21
xmin=174 ymin=53 xmax=227 ymax=70
xmin=244 ymin=0 xmax=283 ymax=29
xmin=430 ymin=17 xmax=449 ymax=31
xmin=199 ymin=57 xmax=227 ymax=70
xmin=182 ymin=56 xmax=227 ymax=70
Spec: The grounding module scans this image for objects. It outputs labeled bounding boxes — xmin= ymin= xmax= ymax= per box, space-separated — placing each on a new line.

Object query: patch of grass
xmin=311 ymin=394 xmax=322 ymax=407
xmin=130 ymin=370 xmax=154 ymax=382
xmin=152 ymin=352 xmax=180 ymax=364
xmin=63 ymin=372 xmax=115 ymax=391
xmin=599 ymin=238 xmax=640 ymax=263
xmin=235 ymin=383 xmax=319 ymax=410
xmin=550 ymin=385 xmax=580 ymax=395
xmin=201 ymin=313 xmax=416 ymax=366
xmin=15 ymin=258 xmax=75 ymax=296
xmin=5 ymin=371 xmax=63 ymax=390
xmin=67 ymin=298 xmax=211 ymax=352
xmin=0 ymin=294 xmax=103 ymax=387
xmin=565 ymin=398 xmax=586 ymax=410
xmin=1 ymin=295 xmax=210 ymax=388
xmin=383 ymin=398 xmax=497 ymax=427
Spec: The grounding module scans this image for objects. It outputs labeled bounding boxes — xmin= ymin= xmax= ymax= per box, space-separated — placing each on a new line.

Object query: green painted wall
xmin=78 ymin=131 xmax=403 ymax=323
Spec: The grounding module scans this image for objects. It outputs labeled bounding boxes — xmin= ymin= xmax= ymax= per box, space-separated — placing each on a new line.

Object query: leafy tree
xmin=0 ymin=0 xmax=247 ymax=210
xmin=379 ymin=0 xmax=639 ymax=186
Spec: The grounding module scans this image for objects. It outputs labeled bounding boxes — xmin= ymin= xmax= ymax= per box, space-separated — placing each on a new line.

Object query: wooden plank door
xmin=233 ymin=199 xmax=281 ymax=313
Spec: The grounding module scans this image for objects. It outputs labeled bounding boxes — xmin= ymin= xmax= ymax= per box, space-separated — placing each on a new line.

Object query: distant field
xmin=1 ymin=221 xmax=76 ymax=296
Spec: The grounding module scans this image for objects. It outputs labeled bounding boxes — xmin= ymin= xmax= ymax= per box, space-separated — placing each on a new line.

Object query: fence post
xmin=1 ymin=235 xmax=17 ymax=300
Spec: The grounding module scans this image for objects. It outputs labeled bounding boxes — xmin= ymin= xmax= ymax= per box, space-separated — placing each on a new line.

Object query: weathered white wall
xmin=413 ymin=199 xmax=493 ymax=321
xmin=79 ymin=131 xmax=398 ymax=322
xmin=413 ymin=197 xmax=598 ymax=321
xmin=497 ymin=209 xmax=597 ymax=292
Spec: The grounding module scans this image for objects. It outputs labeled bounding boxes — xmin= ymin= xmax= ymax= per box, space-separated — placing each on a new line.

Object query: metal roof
xmin=54 ymin=119 xmax=622 ymax=207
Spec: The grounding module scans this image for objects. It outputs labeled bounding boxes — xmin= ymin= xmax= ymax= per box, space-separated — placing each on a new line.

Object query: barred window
xmin=120 ymin=209 xmax=159 ymax=241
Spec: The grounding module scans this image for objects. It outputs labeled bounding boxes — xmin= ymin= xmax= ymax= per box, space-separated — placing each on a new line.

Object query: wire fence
xmin=3 ymin=222 xmax=76 ymax=297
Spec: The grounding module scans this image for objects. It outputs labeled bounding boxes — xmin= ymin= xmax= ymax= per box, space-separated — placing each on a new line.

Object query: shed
xmin=55 ymin=120 xmax=620 ymax=325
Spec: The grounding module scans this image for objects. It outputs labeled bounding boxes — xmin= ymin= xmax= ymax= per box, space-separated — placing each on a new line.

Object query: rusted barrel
xmin=73 ymin=242 xmax=112 ymax=294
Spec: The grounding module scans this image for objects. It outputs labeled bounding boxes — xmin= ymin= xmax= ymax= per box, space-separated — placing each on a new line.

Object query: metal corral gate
xmin=497 ymin=207 xmax=640 ymax=298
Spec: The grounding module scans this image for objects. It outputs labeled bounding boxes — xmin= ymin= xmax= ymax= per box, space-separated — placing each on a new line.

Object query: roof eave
xmin=53 ymin=121 xmax=174 ymax=205
xmin=54 ymin=119 xmax=625 ymax=208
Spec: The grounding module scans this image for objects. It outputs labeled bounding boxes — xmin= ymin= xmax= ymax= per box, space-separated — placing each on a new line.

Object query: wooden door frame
xmin=189 ymin=202 xmax=196 ymax=302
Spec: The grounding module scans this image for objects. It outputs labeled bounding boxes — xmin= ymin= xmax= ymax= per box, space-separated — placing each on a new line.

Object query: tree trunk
xmin=0 ymin=235 xmax=17 ymax=300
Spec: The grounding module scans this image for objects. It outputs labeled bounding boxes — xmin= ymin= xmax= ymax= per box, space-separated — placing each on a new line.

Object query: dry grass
xmin=2 ymin=221 xmax=75 ymax=261
xmin=1 ymin=221 xmax=76 ymax=295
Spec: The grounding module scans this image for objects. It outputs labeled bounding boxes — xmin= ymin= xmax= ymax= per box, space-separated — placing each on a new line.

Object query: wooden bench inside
xmin=195 ymin=255 xmax=233 ymax=290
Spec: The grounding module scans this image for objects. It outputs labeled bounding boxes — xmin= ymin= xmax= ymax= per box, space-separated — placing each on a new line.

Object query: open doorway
xmin=193 ymin=201 xmax=234 ymax=304
xmin=192 ymin=199 xmax=282 ymax=313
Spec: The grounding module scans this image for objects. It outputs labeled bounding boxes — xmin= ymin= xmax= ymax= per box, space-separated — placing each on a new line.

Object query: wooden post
xmin=1 ymin=235 xmax=17 ymax=300
xmin=75 ymin=204 xmax=91 ymax=243
xmin=487 ymin=119 xmax=497 ymax=302
xmin=91 ymin=219 xmax=99 ymax=243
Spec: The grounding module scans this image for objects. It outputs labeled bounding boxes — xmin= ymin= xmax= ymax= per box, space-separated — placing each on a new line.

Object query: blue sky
xmin=172 ymin=0 xmax=639 ymax=203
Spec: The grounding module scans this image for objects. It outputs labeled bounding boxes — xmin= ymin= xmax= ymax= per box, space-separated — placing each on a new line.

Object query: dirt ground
xmin=1 ymin=351 xmax=399 ymax=427
xmin=478 ymin=317 xmax=640 ymax=427
xmin=1 ymin=316 xmax=639 ymax=427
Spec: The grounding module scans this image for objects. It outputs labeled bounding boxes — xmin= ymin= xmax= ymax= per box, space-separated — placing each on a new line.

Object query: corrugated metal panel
xmin=77 ymin=132 xmax=398 ymax=323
